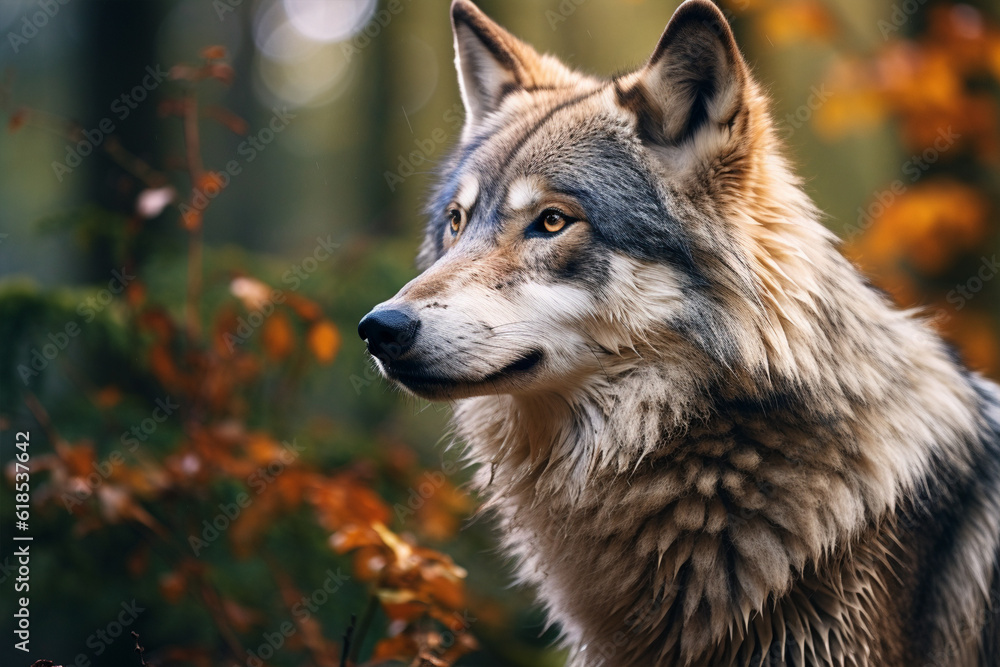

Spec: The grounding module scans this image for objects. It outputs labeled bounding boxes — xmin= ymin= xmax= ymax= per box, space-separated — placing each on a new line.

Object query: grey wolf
xmin=358 ymin=1 xmax=1000 ymax=664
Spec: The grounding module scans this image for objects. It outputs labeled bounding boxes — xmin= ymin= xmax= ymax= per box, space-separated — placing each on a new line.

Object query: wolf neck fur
xmin=451 ymin=161 xmax=984 ymax=664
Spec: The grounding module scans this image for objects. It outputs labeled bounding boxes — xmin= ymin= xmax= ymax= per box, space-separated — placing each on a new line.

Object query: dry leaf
xmin=201 ymin=45 xmax=227 ymax=60
xmin=262 ymin=311 xmax=295 ymax=360
xmin=307 ymin=320 xmax=341 ymax=364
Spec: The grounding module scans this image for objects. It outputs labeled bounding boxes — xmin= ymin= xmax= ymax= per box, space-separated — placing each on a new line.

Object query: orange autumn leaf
xmin=436 ymin=631 xmax=480 ymax=664
xmin=181 ymin=207 xmax=202 ymax=231
xmin=262 ymin=311 xmax=295 ymax=360
xmin=94 ymin=386 xmax=123 ymax=408
xmin=221 ymin=598 xmax=261 ymax=634
xmin=126 ymin=544 xmax=151 ymax=577
xmin=285 ymin=293 xmax=322 ymax=321
xmin=759 ymin=0 xmax=836 ymax=46
xmin=990 ymin=37 xmax=1000 ymax=81
xmin=383 ymin=441 xmax=419 ymax=477
xmin=125 ymin=280 xmax=147 ymax=308
xmin=813 ymin=88 xmax=885 ymax=139
xmin=378 ymin=596 xmax=428 ymax=624
xmin=372 ymin=634 xmax=421 ymax=663
xmin=8 ymin=107 xmax=27 ymax=133
xmin=62 ymin=442 xmax=97 ymax=478
xmin=364 ymin=522 xmax=469 ymax=616
xmin=169 ymin=64 xmax=199 ymax=81
xmin=212 ymin=305 xmax=241 ymax=356
xmin=307 ymin=320 xmax=340 ymax=364
xmin=200 ymin=45 xmax=227 ymax=60
xmin=331 ymin=524 xmax=384 ymax=554
xmin=414 ymin=502 xmax=460 ymax=542
xmin=244 ymin=433 xmax=286 ymax=465
xmin=204 ymin=105 xmax=249 ymax=136
xmin=150 ymin=343 xmax=184 ymax=389
xmin=137 ymin=307 xmax=176 ymax=340
xmin=848 ymin=180 xmax=988 ymax=275
xmin=96 ymin=485 xmax=167 ymax=535
xmin=350 ymin=544 xmax=389 ymax=580
xmin=419 ymin=573 xmax=466 ymax=614
xmin=208 ymin=63 xmax=235 ymax=86
xmin=940 ymin=310 xmax=1000 ymax=376
xmin=721 ymin=0 xmax=769 ymax=9
xmin=311 ymin=474 xmax=392 ymax=531
xmin=413 ymin=479 xmax=472 ymax=542
xmin=159 ymin=571 xmax=187 ymax=603
xmin=114 ymin=464 xmax=169 ymax=498
xmin=195 ymin=171 xmax=226 ymax=194
xmin=230 ymin=492 xmax=281 ymax=557
xmin=272 ymin=468 xmax=310 ymax=506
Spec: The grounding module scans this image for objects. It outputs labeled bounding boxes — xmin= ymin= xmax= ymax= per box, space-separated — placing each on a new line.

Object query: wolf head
xmin=360 ymin=0 xmax=835 ymax=402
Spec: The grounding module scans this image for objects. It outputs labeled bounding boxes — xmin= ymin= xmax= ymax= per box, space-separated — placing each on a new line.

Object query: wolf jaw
xmin=359 ymin=1 xmax=1000 ymax=665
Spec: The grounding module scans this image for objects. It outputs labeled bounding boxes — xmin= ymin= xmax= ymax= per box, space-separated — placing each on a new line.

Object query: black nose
xmin=358 ymin=308 xmax=420 ymax=361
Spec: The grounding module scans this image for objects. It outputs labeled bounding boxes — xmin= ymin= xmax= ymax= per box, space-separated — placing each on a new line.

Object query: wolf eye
xmin=542 ymin=212 xmax=566 ymax=233
xmin=447 ymin=207 xmax=465 ymax=236
xmin=538 ymin=210 xmax=571 ymax=234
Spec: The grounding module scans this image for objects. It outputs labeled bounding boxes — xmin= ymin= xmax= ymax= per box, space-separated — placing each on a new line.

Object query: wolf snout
xmin=358 ymin=307 xmax=421 ymax=362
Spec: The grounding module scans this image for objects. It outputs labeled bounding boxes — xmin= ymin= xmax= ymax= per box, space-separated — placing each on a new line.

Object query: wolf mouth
xmin=386 ymin=349 xmax=544 ymax=393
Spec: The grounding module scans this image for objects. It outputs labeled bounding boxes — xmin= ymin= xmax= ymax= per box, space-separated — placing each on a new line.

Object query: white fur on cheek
xmin=515 ymin=282 xmax=598 ymax=324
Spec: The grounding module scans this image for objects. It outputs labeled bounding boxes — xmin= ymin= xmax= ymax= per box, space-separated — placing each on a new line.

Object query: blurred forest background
xmin=1 ymin=0 xmax=998 ymax=666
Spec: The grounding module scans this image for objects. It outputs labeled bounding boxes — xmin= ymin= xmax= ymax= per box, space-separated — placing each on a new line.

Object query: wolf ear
xmin=626 ymin=0 xmax=749 ymax=146
xmin=450 ymin=0 xmax=548 ymax=131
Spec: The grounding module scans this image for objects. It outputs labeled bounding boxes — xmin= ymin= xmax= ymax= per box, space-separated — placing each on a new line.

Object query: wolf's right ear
xmin=451 ymin=0 xmax=552 ymax=136
xmin=622 ymin=0 xmax=749 ymax=147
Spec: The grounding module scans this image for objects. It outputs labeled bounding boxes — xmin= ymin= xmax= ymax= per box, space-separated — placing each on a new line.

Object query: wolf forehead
xmin=420 ymin=90 xmax=704 ymax=280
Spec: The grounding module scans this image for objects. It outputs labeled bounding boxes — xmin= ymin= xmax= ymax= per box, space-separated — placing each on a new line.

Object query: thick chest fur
xmin=457 ymin=388 xmax=1000 ymax=667
xmin=502 ymin=475 xmax=917 ymax=667
xmin=494 ymin=417 xmax=897 ymax=666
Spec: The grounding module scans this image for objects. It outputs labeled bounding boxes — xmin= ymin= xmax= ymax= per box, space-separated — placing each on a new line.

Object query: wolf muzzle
xmin=358 ymin=306 xmax=421 ymax=363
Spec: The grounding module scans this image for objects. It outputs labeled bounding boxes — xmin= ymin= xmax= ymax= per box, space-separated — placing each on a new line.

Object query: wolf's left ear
xmin=625 ymin=0 xmax=749 ymax=146
xmin=451 ymin=0 xmax=556 ymax=133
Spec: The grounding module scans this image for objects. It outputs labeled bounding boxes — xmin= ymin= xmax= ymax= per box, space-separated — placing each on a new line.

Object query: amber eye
xmin=542 ymin=211 xmax=567 ymax=234
xmin=447 ymin=207 xmax=464 ymax=235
